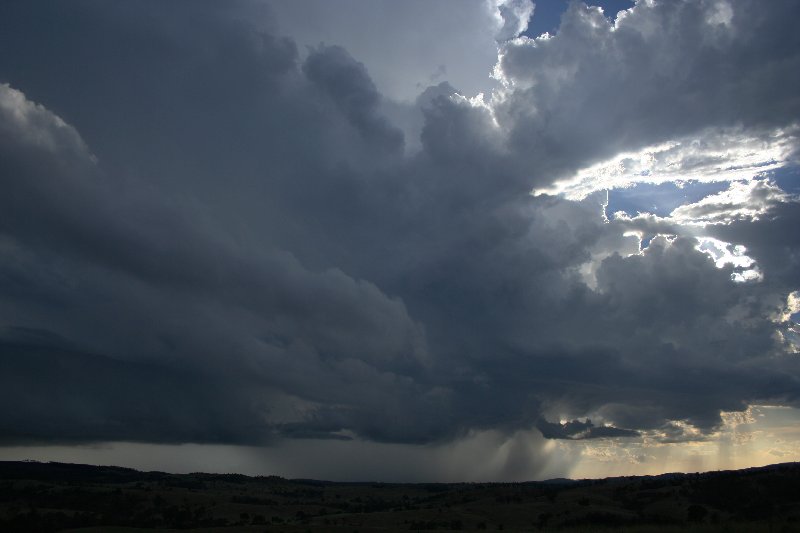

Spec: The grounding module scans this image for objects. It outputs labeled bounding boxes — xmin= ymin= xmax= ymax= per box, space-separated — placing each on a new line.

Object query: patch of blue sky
xmin=769 ymin=164 xmax=800 ymax=195
xmin=606 ymin=181 xmax=729 ymax=217
xmin=523 ymin=0 xmax=635 ymax=39
xmin=639 ymin=234 xmax=654 ymax=250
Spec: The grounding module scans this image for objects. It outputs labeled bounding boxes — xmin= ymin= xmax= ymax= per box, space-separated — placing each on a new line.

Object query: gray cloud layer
xmin=0 ymin=0 xmax=799 ymax=451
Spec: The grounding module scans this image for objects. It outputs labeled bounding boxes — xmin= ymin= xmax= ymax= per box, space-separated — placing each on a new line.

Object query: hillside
xmin=1 ymin=461 xmax=799 ymax=532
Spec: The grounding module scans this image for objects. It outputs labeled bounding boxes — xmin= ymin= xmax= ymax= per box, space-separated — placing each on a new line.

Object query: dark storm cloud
xmin=0 ymin=335 xmax=259 ymax=445
xmin=707 ymin=200 xmax=800 ymax=289
xmin=0 ymin=79 xmax=431 ymax=444
xmin=0 ymin=0 xmax=799 ymax=451
xmin=303 ymin=45 xmax=404 ymax=154
xmin=536 ymin=419 xmax=639 ymax=440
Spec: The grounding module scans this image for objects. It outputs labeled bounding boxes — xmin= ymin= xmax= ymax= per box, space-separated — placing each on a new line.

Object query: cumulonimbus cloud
xmin=0 ymin=0 xmax=798 ymax=451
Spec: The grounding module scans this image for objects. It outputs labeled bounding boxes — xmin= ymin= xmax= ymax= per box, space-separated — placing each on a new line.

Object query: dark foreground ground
xmin=1 ymin=460 xmax=799 ymax=532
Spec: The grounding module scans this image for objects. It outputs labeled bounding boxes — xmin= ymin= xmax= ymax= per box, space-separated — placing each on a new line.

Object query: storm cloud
xmin=0 ymin=0 xmax=799 ymax=475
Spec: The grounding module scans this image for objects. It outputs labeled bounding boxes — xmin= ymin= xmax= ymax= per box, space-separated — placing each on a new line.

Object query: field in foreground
xmin=1 ymin=460 xmax=799 ymax=532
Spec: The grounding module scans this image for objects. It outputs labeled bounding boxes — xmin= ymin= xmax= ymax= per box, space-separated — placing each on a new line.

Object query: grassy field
xmin=1 ymin=461 xmax=799 ymax=531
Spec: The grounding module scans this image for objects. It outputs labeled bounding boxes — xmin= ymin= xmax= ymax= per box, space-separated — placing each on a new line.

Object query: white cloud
xmin=492 ymin=0 xmax=535 ymax=41
xmin=695 ymin=237 xmax=761 ymax=282
xmin=670 ymin=179 xmax=795 ymax=225
xmin=534 ymin=128 xmax=797 ymax=200
xmin=0 ymin=83 xmax=95 ymax=162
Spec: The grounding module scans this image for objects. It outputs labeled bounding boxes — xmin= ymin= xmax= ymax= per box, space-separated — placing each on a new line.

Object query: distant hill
xmin=1 ymin=460 xmax=799 ymax=531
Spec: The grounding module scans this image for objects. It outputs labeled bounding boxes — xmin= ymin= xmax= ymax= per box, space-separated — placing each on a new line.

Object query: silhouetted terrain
xmin=1 ymin=460 xmax=799 ymax=531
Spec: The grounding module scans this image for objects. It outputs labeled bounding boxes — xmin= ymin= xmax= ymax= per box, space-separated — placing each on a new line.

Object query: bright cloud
xmin=535 ymin=128 xmax=797 ymax=200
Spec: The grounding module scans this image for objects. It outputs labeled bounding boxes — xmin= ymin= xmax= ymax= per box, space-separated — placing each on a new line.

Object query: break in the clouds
xmin=0 ymin=0 xmax=799 ymax=480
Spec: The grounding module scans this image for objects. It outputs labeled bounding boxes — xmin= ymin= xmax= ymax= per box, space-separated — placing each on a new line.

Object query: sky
xmin=0 ymin=0 xmax=799 ymax=482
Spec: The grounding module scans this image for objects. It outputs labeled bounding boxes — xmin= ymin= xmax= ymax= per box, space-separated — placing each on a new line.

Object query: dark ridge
xmin=1 ymin=461 xmax=799 ymax=531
